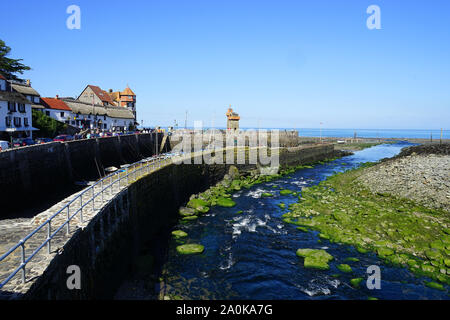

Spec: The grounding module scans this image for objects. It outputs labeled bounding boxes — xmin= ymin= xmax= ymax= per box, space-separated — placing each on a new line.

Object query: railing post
xmin=47 ymin=221 xmax=51 ymax=254
xmin=20 ymin=241 xmax=25 ymax=283
xmin=66 ymin=206 xmax=70 ymax=235
xmin=80 ymin=196 xmax=83 ymax=223
xmin=92 ymin=186 xmax=95 ymax=211
xmin=127 ymin=167 xmax=129 ymax=185
xmin=101 ymin=179 xmax=104 ymax=204
xmin=110 ymin=175 xmax=113 ymax=196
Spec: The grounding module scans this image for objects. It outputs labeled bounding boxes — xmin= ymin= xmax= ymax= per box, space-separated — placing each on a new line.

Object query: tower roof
xmin=121 ymin=86 xmax=135 ymax=96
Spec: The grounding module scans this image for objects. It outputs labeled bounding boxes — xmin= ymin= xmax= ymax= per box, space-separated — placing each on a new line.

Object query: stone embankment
xmin=358 ymin=144 xmax=450 ymax=212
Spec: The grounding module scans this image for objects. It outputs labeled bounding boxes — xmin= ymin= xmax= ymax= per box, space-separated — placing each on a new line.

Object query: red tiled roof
xmin=41 ymin=97 xmax=72 ymax=111
xmin=88 ymin=85 xmax=115 ymax=104
xmin=0 ymin=74 xmax=6 ymax=80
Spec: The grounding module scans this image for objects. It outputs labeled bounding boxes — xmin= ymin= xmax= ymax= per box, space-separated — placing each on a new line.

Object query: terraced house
xmin=0 ymin=74 xmax=37 ymax=140
xmin=39 ymin=84 xmax=136 ymax=132
xmin=62 ymin=98 xmax=135 ymax=131
xmin=78 ymin=84 xmax=137 ymax=124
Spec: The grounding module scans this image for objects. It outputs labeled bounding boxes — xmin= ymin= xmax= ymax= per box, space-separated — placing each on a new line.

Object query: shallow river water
xmin=121 ymin=142 xmax=449 ymax=300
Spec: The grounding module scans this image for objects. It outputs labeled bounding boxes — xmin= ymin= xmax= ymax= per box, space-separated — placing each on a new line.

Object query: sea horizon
xmin=149 ymin=126 xmax=448 ymax=139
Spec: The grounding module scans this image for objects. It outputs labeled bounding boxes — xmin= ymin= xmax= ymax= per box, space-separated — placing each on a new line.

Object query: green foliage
xmin=32 ymin=110 xmax=68 ymax=138
xmin=0 ymin=39 xmax=31 ymax=80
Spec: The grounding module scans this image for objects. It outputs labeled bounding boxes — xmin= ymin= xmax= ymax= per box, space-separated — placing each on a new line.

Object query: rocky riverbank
xmin=282 ymin=144 xmax=450 ymax=288
xmin=357 ymin=153 xmax=450 ymax=212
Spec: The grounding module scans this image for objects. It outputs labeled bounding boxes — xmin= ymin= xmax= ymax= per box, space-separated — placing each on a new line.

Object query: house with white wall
xmin=40 ymin=96 xmax=75 ymax=124
xmin=0 ymin=74 xmax=36 ymax=140
xmin=62 ymin=98 xmax=134 ymax=131
xmin=11 ymin=80 xmax=43 ymax=110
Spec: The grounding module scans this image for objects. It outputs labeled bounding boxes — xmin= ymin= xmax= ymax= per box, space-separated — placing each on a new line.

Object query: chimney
xmin=26 ymin=79 xmax=31 ymax=86
xmin=56 ymin=95 xmax=59 ymax=99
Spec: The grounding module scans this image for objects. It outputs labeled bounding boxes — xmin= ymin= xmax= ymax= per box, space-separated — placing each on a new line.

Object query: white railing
xmin=0 ymin=154 xmax=173 ymax=289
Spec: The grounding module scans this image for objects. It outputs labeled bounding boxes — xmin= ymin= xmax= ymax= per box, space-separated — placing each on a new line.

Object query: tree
xmin=0 ymin=39 xmax=31 ymax=80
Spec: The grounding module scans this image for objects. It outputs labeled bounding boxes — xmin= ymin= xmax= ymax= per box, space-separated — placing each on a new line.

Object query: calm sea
xmin=150 ymin=127 xmax=448 ymax=139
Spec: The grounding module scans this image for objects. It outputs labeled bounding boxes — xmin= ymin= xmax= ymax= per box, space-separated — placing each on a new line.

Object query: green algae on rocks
xmin=350 ymin=278 xmax=364 ymax=288
xmin=424 ymin=281 xmax=445 ymax=291
xmin=172 ymin=230 xmax=188 ymax=238
xmin=179 ymin=207 xmax=196 ymax=217
xmin=278 ymin=202 xmax=286 ymax=209
xmin=176 ymin=244 xmax=205 ymax=255
xmin=187 ymin=198 xmax=210 ymax=214
xmin=261 ymin=193 xmax=274 ymax=198
xmin=337 ymin=264 xmax=352 ymax=273
xmin=296 ymin=248 xmax=334 ymax=270
xmin=216 ymin=197 xmax=236 ymax=207
xmin=181 ymin=215 xmax=198 ymax=221
xmin=279 ymin=189 xmax=295 ymax=196
xmin=282 ymin=164 xmax=450 ymax=286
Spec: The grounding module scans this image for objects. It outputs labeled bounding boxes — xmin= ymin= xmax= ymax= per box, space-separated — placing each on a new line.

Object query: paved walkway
xmin=0 ymin=157 xmax=170 ymax=299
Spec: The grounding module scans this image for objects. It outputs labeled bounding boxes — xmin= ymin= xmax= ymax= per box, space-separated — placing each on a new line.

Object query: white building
xmin=40 ymin=96 xmax=76 ymax=124
xmin=61 ymin=98 xmax=134 ymax=132
xmin=0 ymin=74 xmax=36 ymax=140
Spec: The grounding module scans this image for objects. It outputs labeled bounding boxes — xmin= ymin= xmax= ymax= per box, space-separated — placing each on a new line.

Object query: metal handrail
xmin=0 ymin=154 xmax=172 ymax=289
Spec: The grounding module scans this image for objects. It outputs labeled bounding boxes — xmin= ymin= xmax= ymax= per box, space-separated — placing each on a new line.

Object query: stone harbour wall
xmin=0 ymin=133 xmax=168 ymax=219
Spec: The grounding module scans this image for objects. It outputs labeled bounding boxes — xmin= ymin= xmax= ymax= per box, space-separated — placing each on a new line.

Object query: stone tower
xmin=226 ymin=106 xmax=240 ymax=131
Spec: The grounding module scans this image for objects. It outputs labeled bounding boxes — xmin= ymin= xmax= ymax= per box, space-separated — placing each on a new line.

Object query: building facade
xmin=62 ymin=98 xmax=134 ymax=132
xmin=78 ymin=84 xmax=137 ymax=124
xmin=0 ymin=75 xmax=35 ymax=140
xmin=108 ymin=86 xmax=136 ymax=120
xmin=40 ymin=96 xmax=75 ymax=124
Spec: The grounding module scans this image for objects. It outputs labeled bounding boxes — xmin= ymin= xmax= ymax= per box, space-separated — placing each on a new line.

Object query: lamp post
xmin=320 ymin=122 xmax=323 ymax=143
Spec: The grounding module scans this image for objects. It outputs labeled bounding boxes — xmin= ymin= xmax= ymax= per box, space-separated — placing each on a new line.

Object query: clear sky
xmin=1 ymin=0 xmax=449 ymax=130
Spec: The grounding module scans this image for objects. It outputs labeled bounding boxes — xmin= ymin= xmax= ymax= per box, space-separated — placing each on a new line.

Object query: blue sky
xmin=1 ymin=0 xmax=449 ymax=129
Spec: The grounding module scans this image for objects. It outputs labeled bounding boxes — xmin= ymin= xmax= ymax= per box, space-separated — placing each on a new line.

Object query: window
xmin=104 ymin=124 xmax=107 ymax=129
xmin=8 ymin=102 xmax=16 ymax=112
xmin=24 ymin=118 xmax=29 ymax=127
xmin=45 ymin=111 xmax=50 ymax=116
xmin=5 ymin=116 xmax=11 ymax=127
xmin=60 ymin=112 xmax=65 ymax=118
xmin=14 ymin=117 xmax=21 ymax=127
xmin=18 ymin=103 xmax=26 ymax=113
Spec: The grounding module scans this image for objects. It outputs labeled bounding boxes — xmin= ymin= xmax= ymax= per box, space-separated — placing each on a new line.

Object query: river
xmin=117 ymin=141 xmax=449 ymax=300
